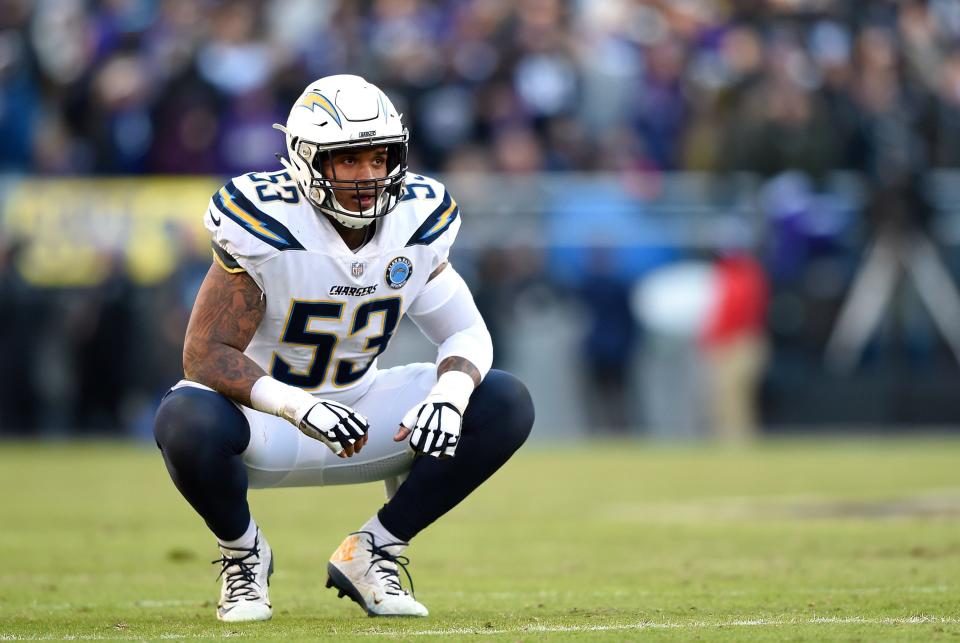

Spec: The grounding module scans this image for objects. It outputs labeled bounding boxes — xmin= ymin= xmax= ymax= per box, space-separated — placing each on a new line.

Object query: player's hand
xmin=394 ymin=397 xmax=463 ymax=458
xmin=299 ymin=400 xmax=370 ymax=458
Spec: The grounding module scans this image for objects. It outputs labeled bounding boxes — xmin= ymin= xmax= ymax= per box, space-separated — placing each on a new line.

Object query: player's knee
xmin=469 ymin=369 xmax=535 ymax=447
xmin=153 ymin=387 xmax=249 ymax=459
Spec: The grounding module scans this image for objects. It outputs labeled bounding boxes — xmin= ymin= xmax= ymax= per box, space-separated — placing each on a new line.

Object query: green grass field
xmin=2 ymin=438 xmax=960 ymax=641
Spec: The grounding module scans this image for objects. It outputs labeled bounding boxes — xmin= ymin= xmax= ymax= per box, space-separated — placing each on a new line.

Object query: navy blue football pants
xmin=153 ymin=370 xmax=534 ymax=542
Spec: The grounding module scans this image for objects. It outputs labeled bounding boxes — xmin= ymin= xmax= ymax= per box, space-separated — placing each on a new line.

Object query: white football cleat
xmin=213 ymin=529 xmax=274 ymax=622
xmin=326 ymin=531 xmax=428 ymax=617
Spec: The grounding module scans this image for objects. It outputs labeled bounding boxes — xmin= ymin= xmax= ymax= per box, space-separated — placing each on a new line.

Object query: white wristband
xmin=427 ymin=370 xmax=476 ymax=414
xmin=250 ymin=376 xmax=318 ymax=426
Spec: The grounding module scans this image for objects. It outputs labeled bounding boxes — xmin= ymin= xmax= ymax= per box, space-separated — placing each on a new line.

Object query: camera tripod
xmin=825 ymin=222 xmax=960 ymax=372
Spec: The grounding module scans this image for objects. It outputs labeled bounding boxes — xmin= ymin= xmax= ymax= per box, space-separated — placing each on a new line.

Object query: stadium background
xmin=3 ymin=0 xmax=960 ymax=439
xmin=6 ymin=1 xmax=960 ymax=639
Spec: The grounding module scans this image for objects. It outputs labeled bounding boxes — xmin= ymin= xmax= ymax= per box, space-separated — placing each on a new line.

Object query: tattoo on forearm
xmin=438 ymin=356 xmax=481 ymax=387
xmin=183 ymin=264 xmax=267 ymax=406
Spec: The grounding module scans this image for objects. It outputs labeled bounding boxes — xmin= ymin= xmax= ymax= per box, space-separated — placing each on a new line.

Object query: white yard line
xmin=4 ymin=615 xmax=960 ymax=640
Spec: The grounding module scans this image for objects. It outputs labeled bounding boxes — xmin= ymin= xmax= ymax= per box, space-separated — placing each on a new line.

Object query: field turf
xmin=1 ymin=438 xmax=960 ymax=641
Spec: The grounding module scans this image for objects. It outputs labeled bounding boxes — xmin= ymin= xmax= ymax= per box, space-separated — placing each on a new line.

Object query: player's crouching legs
xmin=154 ymin=386 xmax=275 ymax=623
xmin=376 ymin=369 xmax=534 ymax=545
xmin=153 ymin=386 xmax=252 ymax=540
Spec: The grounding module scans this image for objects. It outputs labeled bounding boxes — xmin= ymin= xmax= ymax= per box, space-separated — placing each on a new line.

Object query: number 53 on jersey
xmin=270 ymin=297 xmax=402 ymax=390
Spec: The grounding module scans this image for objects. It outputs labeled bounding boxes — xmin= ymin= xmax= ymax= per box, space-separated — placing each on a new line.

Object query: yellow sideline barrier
xmin=0 ymin=177 xmax=222 ymax=287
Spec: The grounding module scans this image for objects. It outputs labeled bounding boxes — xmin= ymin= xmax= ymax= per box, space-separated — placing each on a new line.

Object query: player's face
xmin=321 ymin=146 xmax=389 ymax=212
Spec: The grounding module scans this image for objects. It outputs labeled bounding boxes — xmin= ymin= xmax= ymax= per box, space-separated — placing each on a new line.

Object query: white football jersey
xmin=203 ymin=169 xmax=460 ymax=400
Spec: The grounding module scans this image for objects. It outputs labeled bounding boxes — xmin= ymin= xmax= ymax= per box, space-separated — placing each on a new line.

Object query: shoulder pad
xmin=402 ymin=174 xmax=460 ymax=247
xmin=210 ymin=176 xmax=304 ymax=251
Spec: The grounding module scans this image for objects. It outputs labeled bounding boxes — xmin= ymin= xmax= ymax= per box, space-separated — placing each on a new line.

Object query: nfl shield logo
xmin=351 ymin=261 xmax=365 ymax=278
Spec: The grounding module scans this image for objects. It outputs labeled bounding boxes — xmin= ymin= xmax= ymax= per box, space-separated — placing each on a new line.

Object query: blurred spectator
xmin=0 ymin=236 xmax=39 ymax=433
xmin=70 ymin=252 xmax=135 ymax=433
xmin=929 ymin=49 xmax=960 ymax=167
xmin=632 ymin=260 xmax=714 ymax=439
xmin=576 ymin=247 xmax=638 ymax=433
xmin=701 ymin=252 xmax=769 ymax=442
xmin=149 ymin=222 xmax=209 ymax=397
xmin=724 ymin=36 xmax=838 ymax=177
xmin=0 ymin=4 xmax=37 ymax=171
xmin=88 ymin=52 xmax=155 ymax=173
xmin=633 ymin=252 xmax=769 ymax=441
xmin=471 ymin=247 xmax=511 ymax=369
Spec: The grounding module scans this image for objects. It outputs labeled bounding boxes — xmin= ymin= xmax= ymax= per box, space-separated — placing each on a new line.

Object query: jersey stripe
xmin=405 ymin=191 xmax=459 ymax=247
xmin=212 ymin=181 xmax=305 ymax=251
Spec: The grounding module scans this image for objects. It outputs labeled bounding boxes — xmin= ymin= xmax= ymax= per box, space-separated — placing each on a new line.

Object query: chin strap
xmin=328 ymin=193 xmax=379 ymax=229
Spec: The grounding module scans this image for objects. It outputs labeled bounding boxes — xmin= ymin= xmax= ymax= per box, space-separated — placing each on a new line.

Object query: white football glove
xmin=400 ymin=371 xmax=475 ymax=459
xmin=298 ymin=400 xmax=370 ymax=455
xmin=402 ymin=398 xmax=463 ymax=458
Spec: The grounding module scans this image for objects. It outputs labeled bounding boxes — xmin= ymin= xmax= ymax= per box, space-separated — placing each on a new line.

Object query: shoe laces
xmin=356 ymin=531 xmax=416 ymax=598
xmin=213 ymin=536 xmax=263 ymax=603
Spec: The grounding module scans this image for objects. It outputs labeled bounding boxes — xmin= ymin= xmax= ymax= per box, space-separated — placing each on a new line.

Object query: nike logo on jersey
xmin=210 ymin=211 xmax=221 ymax=226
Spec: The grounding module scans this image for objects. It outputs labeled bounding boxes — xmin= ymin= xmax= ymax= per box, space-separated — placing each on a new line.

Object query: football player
xmin=152 ymin=74 xmax=534 ymax=622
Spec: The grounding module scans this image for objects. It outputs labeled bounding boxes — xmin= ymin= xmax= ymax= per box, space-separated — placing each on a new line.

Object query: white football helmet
xmin=274 ymin=75 xmax=408 ymax=229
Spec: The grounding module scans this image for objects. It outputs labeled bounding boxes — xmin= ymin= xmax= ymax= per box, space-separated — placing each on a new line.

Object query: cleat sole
xmin=326 ymin=563 xmax=373 ymax=615
xmin=325 ymin=563 xmax=426 ymax=617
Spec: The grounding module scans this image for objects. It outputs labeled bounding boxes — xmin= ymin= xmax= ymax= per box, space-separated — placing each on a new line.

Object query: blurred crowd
xmin=2 ymin=0 xmax=960 ymax=179
xmin=0 ymin=228 xmax=209 ymax=436
xmin=5 ymin=0 xmax=960 ymax=436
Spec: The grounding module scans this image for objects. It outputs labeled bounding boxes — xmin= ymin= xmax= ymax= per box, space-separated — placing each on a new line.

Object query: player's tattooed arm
xmin=438 ymin=356 xmax=482 ymax=387
xmin=182 ymin=262 xmax=267 ymax=407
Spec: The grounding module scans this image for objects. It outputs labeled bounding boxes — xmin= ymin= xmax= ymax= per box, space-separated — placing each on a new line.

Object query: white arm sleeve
xmin=407 ymin=265 xmax=493 ymax=380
